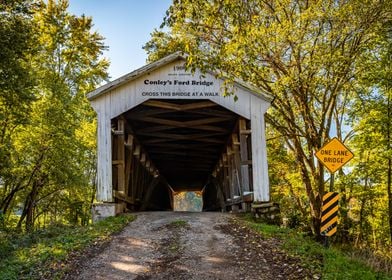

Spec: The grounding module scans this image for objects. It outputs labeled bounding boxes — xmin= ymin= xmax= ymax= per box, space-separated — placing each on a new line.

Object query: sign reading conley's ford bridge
xmin=321 ymin=192 xmax=339 ymax=236
xmin=139 ymin=64 xmax=219 ymax=98
xmin=315 ymin=138 xmax=354 ymax=173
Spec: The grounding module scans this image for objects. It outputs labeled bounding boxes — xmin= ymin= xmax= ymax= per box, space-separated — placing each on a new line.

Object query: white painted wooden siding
xmin=92 ymin=62 xmax=255 ymax=120
xmin=250 ymin=95 xmax=270 ymax=202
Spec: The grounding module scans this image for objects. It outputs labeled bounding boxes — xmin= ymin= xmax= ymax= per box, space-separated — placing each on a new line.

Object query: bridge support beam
xmin=211 ymin=108 xmax=270 ymax=211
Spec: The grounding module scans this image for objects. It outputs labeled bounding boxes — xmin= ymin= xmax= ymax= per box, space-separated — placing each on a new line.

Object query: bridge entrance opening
xmin=173 ymin=191 xmax=203 ymax=212
xmin=111 ymin=99 xmax=243 ymax=211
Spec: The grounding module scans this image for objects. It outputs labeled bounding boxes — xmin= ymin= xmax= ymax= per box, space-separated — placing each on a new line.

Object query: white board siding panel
xmin=92 ymin=61 xmax=257 ymax=120
xmin=95 ymin=102 xmax=113 ymax=202
xmin=250 ymin=95 xmax=270 ymax=202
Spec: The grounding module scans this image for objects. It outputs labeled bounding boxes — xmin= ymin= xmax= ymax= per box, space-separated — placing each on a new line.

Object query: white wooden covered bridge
xmin=87 ymin=53 xmax=275 ymax=220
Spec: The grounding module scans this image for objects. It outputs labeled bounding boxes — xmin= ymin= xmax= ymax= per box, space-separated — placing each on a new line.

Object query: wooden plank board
xmin=140 ymin=177 xmax=160 ymax=211
xmin=96 ymin=109 xmax=113 ymax=202
xmin=239 ymin=119 xmax=250 ymax=192
xmin=114 ymin=190 xmax=135 ymax=204
xmin=137 ymin=131 xmax=225 ymax=140
xmin=143 ymin=142 xmax=218 ymax=152
xmin=129 ymin=116 xmax=235 ymax=127
xmin=124 ymin=134 xmax=134 ymax=197
xmin=144 ymin=100 xmax=218 ymax=111
xmin=116 ymin=119 xmax=125 ymax=193
xmin=250 ymin=96 xmax=269 ymax=202
xmin=159 ymin=165 xmax=213 ymax=172
xmin=232 ymin=138 xmax=244 ymax=195
xmin=143 ymin=137 xmax=224 ymax=145
xmin=147 ymin=150 xmax=218 ymax=159
xmin=211 ymin=177 xmax=226 ymax=211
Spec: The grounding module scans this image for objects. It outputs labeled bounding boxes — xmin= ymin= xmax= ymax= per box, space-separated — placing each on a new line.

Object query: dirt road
xmin=68 ymin=212 xmax=315 ymax=280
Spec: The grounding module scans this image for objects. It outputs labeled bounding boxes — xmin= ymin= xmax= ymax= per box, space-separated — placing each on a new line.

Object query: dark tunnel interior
xmin=115 ymin=99 xmax=241 ymax=211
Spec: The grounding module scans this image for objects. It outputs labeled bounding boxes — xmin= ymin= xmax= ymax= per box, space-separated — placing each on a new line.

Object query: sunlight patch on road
xmin=204 ymin=256 xmax=224 ymax=263
xmin=111 ymin=256 xmax=148 ymax=273
xmin=126 ymin=238 xmax=152 ymax=248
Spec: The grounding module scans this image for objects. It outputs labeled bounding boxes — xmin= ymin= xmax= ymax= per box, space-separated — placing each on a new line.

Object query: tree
xmin=0 ymin=0 xmax=109 ymax=231
xmin=347 ymin=20 xmax=392 ymax=243
xmin=0 ymin=0 xmax=37 ymax=206
xmin=145 ymin=0 xmax=392 ymax=236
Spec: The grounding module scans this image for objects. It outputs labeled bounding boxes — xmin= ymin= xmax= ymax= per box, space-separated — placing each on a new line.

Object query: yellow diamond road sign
xmin=315 ymin=138 xmax=354 ymax=173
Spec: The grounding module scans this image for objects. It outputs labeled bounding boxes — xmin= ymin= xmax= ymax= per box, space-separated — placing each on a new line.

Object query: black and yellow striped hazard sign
xmin=320 ymin=192 xmax=339 ymax=236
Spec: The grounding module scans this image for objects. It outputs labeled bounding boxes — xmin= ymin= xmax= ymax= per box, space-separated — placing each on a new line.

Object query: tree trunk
xmin=5 ymin=153 xmax=45 ymax=222
xmin=298 ymin=150 xmax=321 ymax=236
xmin=16 ymin=178 xmax=44 ymax=231
xmin=359 ymin=153 xmax=371 ymax=245
xmin=0 ymin=186 xmax=21 ymax=215
xmin=357 ymin=197 xmax=366 ymax=246
xmin=285 ymin=135 xmax=323 ymax=237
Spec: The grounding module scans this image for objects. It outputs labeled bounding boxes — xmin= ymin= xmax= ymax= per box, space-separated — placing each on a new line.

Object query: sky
xmin=68 ymin=0 xmax=172 ymax=80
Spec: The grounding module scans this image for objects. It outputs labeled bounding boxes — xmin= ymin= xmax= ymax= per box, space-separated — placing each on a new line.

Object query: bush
xmin=0 ymin=214 xmax=135 ymax=280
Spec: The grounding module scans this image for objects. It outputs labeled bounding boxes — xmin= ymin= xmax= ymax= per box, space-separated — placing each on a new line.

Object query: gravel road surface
xmin=67 ymin=212 xmax=316 ymax=280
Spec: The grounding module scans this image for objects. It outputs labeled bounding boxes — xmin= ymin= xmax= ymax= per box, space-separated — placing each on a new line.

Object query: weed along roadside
xmin=0 ymin=214 xmax=135 ymax=280
xmin=236 ymin=214 xmax=392 ymax=280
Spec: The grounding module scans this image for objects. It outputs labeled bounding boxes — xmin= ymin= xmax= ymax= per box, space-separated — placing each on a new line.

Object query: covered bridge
xmin=87 ymin=53 xmax=274 ymax=220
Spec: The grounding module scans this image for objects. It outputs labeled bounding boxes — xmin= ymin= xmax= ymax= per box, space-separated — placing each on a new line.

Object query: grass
xmin=238 ymin=214 xmax=392 ymax=280
xmin=169 ymin=219 xmax=189 ymax=228
xmin=0 ymin=214 xmax=135 ymax=280
xmin=166 ymin=220 xmax=189 ymax=253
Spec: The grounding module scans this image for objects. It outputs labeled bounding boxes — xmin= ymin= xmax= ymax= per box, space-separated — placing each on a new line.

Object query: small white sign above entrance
xmin=138 ymin=63 xmax=219 ymax=98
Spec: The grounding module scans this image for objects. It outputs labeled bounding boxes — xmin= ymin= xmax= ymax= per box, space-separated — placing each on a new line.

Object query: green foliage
xmin=334 ymin=19 xmax=392 ymax=247
xmin=143 ymin=29 xmax=186 ymax=62
xmin=0 ymin=0 xmax=37 ymax=185
xmin=321 ymin=249 xmax=385 ymax=280
xmin=0 ymin=214 xmax=135 ymax=280
xmin=169 ymin=219 xmax=189 ymax=228
xmin=239 ymin=215 xmax=392 ymax=279
xmin=0 ymin=0 xmax=109 ymax=231
xmin=267 ymin=128 xmax=311 ymax=231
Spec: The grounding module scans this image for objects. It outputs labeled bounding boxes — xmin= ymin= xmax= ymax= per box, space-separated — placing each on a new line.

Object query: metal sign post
xmin=330 ymin=173 xmax=334 ymax=192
